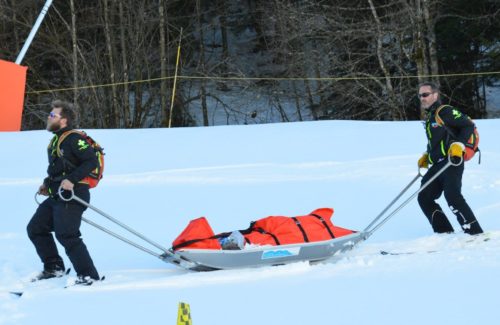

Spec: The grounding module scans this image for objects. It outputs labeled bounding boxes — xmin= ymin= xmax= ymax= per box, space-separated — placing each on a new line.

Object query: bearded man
xmin=27 ymin=100 xmax=100 ymax=285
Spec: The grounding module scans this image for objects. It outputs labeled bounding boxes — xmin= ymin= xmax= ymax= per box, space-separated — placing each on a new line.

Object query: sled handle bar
xmin=362 ymin=165 xmax=430 ymax=234
xmin=362 ymin=173 xmax=422 ymax=234
xmin=34 ymin=192 xmax=43 ymax=205
xmin=363 ymin=155 xmax=461 ymax=238
xmin=56 ymin=186 xmax=188 ymax=264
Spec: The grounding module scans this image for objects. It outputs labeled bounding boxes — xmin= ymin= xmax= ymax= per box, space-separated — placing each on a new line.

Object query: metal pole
xmin=58 ymin=187 xmax=173 ymax=256
xmin=81 ymin=216 xmax=163 ymax=259
xmin=15 ymin=0 xmax=54 ymax=64
xmin=364 ymin=159 xmax=456 ymax=239
xmin=363 ymin=172 xmax=422 ymax=233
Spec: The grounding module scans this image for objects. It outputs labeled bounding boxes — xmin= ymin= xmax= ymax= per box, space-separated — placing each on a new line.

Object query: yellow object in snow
xmin=177 ymin=302 xmax=192 ymax=325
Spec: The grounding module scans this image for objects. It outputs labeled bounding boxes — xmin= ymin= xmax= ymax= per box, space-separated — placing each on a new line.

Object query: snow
xmin=1 ymin=119 xmax=500 ymax=324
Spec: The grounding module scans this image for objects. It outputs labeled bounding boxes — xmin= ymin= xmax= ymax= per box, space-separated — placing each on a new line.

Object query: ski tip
xmin=9 ymin=291 xmax=23 ymax=297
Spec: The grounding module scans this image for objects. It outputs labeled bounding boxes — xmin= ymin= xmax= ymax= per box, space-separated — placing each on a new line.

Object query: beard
xmin=420 ymin=101 xmax=434 ymax=111
xmin=47 ymin=120 xmax=61 ymax=132
xmin=420 ymin=101 xmax=429 ymax=109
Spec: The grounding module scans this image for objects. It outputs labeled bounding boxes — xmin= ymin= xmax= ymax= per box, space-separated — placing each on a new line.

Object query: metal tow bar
xmin=362 ymin=154 xmax=462 ymax=240
xmin=34 ymin=187 xmax=197 ymax=270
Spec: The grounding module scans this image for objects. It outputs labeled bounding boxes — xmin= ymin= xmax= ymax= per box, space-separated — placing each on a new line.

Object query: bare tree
xmin=159 ymin=0 xmax=169 ymax=125
xmin=195 ymin=0 xmax=209 ymax=126
xmin=118 ymin=1 xmax=130 ymax=127
xmin=103 ymin=0 xmax=119 ymax=127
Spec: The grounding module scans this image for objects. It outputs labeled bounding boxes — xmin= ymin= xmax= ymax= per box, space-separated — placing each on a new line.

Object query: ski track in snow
xmin=0 ymin=155 xmax=469 ymax=186
xmin=2 ymin=155 xmax=499 ymax=187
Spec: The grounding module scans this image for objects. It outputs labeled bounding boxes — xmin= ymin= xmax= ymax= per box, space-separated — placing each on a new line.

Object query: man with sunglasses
xmin=416 ymin=82 xmax=483 ymax=235
xmin=27 ymin=100 xmax=100 ymax=285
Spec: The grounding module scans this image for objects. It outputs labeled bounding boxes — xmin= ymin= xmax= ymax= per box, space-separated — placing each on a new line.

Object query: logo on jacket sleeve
xmin=78 ymin=139 xmax=89 ymax=150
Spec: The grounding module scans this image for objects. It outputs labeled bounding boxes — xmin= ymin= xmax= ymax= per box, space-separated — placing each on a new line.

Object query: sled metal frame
xmin=43 ymin=156 xmax=458 ymax=271
xmin=49 ymin=187 xmax=199 ymax=270
xmin=171 ymin=232 xmax=366 ymax=271
xmin=362 ymin=158 xmax=457 ymax=240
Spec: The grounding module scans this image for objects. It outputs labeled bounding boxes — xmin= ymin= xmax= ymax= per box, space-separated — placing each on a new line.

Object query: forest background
xmin=1 ymin=0 xmax=499 ymax=129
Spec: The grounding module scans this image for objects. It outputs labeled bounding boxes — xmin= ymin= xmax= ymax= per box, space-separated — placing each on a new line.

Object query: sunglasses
xmin=418 ymin=92 xmax=434 ymax=99
xmin=48 ymin=112 xmax=62 ymax=119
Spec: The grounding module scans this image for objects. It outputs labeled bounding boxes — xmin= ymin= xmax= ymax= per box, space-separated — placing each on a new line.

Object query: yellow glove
xmin=418 ymin=153 xmax=429 ymax=169
xmin=448 ymin=142 xmax=465 ymax=164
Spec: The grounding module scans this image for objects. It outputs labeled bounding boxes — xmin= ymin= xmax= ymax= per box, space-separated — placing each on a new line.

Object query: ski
xmin=380 ymin=233 xmax=492 ymax=256
xmin=380 ymin=250 xmax=437 ymax=256
xmin=465 ymin=235 xmax=491 ymax=244
xmin=8 ymin=268 xmax=72 ymax=298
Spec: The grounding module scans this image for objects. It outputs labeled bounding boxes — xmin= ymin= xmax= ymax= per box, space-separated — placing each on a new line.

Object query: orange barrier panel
xmin=0 ymin=59 xmax=28 ymax=132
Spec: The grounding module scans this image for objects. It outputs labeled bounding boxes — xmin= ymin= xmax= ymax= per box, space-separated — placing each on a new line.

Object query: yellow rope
xmin=26 ymin=71 xmax=500 ymax=95
xmin=27 ymin=76 xmax=175 ymax=94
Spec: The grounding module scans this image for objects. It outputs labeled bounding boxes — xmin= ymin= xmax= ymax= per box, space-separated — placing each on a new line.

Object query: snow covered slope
xmin=1 ymin=119 xmax=499 ymax=324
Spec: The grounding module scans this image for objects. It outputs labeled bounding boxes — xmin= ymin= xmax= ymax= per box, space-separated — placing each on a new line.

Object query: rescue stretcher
xmin=164 ymin=232 xmax=365 ymax=271
xmin=48 ymin=158 xmax=457 ymax=271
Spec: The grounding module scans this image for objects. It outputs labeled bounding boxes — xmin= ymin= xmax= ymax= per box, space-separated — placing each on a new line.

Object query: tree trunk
xmin=159 ymin=0 xmax=169 ymax=126
xmin=118 ymin=1 xmax=130 ymax=127
xmin=406 ymin=0 xmax=430 ymax=83
xmin=312 ymin=40 xmax=325 ymax=117
xmin=218 ymin=0 xmax=229 ymax=75
xmin=292 ymin=81 xmax=303 ymax=121
xmin=367 ymin=0 xmax=397 ymax=119
xmin=11 ymin=0 xmax=20 ymax=54
xmin=196 ymin=0 xmax=209 ymax=126
xmin=70 ymin=0 xmax=78 ymax=107
xmin=422 ymin=0 xmax=439 ymax=83
xmin=304 ymin=79 xmax=317 ymax=120
xmin=103 ymin=0 xmax=120 ymax=127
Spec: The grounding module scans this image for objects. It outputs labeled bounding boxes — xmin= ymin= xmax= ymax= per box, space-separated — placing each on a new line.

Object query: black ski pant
xmin=27 ymin=190 xmax=99 ymax=279
xmin=417 ymin=159 xmax=483 ymax=235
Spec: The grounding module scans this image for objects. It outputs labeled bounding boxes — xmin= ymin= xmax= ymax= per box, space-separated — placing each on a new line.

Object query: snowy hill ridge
xmin=1 ymin=119 xmax=500 ymax=324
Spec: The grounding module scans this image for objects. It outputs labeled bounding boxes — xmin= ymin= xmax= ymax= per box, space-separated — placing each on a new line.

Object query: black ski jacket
xmin=44 ymin=127 xmax=98 ymax=197
xmin=424 ymin=101 xmax=475 ymax=165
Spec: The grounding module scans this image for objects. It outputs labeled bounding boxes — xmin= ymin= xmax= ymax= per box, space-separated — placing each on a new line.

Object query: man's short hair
xmin=51 ymin=100 xmax=77 ymax=127
xmin=418 ymin=81 xmax=440 ymax=93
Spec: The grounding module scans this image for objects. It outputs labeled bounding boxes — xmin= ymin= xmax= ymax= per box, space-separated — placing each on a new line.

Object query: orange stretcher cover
xmin=172 ymin=208 xmax=356 ymax=251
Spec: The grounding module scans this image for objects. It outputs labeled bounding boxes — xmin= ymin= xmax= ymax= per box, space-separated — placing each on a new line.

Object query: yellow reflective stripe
xmin=426 ymin=119 xmax=433 ymax=164
xmin=440 ymin=141 xmax=446 ymax=156
xmin=49 ymin=135 xmax=59 ymax=156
